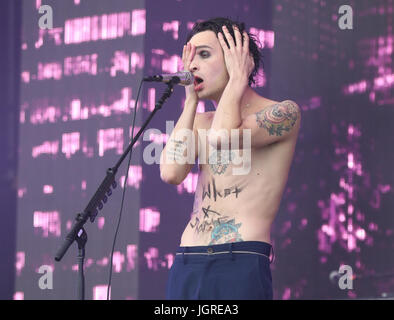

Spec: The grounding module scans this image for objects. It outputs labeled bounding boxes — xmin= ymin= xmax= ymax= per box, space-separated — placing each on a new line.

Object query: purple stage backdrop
xmin=12 ymin=0 xmax=394 ymax=300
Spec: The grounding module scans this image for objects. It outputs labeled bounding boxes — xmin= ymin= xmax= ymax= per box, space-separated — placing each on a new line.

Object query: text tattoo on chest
xmin=189 ymin=178 xmax=244 ymax=244
xmin=202 ymin=177 xmax=242 ymax=201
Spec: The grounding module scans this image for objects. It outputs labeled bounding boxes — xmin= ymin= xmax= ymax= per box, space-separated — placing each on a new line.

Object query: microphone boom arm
xmin=54 ymin=78 xmax=178 ymax=267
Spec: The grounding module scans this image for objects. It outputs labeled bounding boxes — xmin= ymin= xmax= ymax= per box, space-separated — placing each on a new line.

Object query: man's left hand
xmin=217 ymin=25 xmax=255 ymax=85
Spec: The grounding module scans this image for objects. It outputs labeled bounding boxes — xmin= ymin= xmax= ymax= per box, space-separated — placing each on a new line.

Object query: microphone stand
xmin=54 ymin=78 xmax=179 ymax=300
xmin=76 ymin=228 xmax=87 ymax=300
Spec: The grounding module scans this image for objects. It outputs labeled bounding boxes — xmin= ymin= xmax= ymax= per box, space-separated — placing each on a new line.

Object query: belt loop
xmin=183 ymin=247 xmax=187 ymax=264
xmin=229 ymin=243 xmax=235 ymax=260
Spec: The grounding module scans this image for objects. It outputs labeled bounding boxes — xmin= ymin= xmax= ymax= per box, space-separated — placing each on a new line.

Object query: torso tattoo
xmin=189 ymin=178 xmax=244 ymax=245
xmin=208 ymin=149 xmax=235 ymax=175
xmin=184 ymin=100 xmax=300 ymax=246
xmin=209 ymin=217 xmax=243 ymax=245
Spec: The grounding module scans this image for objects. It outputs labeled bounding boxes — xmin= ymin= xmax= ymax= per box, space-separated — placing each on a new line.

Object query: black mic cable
xmin=106 ymin=79 xmax=143 ymax=300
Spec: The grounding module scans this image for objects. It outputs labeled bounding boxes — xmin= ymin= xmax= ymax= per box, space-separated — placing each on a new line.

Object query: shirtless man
xmin=160 ymin=18 xmax=301 ymax=300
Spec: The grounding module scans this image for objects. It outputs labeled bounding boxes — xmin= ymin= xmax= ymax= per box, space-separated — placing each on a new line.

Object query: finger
xmin=222 ymin=25 xmax=235 ymax=49
xmin=217 ymin=32 xmax=230 ymax=53
xmin=182 ymin=44 xmax=186 ymax=61
xmin=233 ymin=25 xmax=242 ymax=49
xmin=190 ymin=43 xmax=196 ymax=59
xmin=185 ymin=43 xmax=197 ymax=71
xmin=182 ymin=44 xmax=190 ymax=70
xmin=243 ymin=31 xmax=249 ymax=54
xmin=187 ymin=42 xmax=192 ymax=59
xmin=181 ymin=45 xmax=184 ymax=65
xmin=185 ymin=43 xmax=192 ymax=68
xmin=182 ymin=43 xmax=188 ymax=61
xmin=188 ymin=43 xmax=196 ymax=67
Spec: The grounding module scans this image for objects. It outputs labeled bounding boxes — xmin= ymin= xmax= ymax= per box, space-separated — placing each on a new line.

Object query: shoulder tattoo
xmin=255 ymin=100 xmax=300 ymax=136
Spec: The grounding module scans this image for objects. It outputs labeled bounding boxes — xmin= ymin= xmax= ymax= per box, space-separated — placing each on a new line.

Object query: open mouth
xmin=194 ymin=76 xmax=203 ymax=85
xmin=194 ymin=76 xmax=204 ymax=90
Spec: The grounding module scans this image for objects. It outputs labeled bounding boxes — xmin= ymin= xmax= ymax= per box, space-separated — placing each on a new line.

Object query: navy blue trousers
xmin=166 ymin=241 xmax=273 ymax=300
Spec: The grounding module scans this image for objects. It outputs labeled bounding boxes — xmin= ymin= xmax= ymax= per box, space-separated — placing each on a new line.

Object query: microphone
xmin=143 ymin=71 xmax=194 ymax=86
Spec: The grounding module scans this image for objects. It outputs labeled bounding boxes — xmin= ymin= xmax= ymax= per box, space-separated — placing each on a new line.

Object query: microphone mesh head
xmin=181 ymin=71 xmax=194 ymax=85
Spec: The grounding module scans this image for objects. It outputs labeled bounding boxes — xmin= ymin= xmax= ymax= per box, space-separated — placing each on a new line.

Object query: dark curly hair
xmin=185 ymin=17 xmax=264 ymax=87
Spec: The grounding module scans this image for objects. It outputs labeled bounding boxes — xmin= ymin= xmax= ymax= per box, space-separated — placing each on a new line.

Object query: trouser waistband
xmin=176 ymin=241 xmax=274 ymax=263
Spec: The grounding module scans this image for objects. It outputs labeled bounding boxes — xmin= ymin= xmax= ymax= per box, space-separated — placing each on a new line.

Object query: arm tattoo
xmin=255 ymin=100 xmax=299 ymax=136
xmin=166 ymin=139 xmax=187 ymax=162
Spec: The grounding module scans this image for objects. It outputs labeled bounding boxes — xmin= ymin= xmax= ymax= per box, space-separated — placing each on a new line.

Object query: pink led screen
xmin=16 ymin=0 xmax=146 ymax=300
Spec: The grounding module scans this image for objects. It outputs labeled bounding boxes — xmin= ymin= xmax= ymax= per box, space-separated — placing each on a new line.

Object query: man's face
xmin=188 ymin=30 xmax=230 ymax=103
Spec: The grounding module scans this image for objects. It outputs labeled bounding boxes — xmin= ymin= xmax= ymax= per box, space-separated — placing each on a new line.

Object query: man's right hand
xmin=182 ymin=42 xmax=199 ymax=105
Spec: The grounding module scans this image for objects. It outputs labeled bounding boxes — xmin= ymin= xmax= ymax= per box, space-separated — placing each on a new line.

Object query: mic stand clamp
xmin=154 ymin=76 xmax=178 ymax=110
